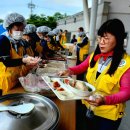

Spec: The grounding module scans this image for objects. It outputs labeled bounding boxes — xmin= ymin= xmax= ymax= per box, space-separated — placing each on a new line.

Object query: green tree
xmin=0 ymin=19 xmax=3 ymax=23
xmin=26 ymin=14 xmax=57 ymax=29
xmin=46 ymin=16 xmax=57 ymax=29
xmin=26 ymin=12 xmax=67 ymax=29
xmin=53 ymin=12 xmax=68 ymax=20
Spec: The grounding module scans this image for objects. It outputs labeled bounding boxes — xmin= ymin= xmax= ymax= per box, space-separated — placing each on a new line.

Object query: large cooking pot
xmin=0 ymin=93 xmax=60 ymax=130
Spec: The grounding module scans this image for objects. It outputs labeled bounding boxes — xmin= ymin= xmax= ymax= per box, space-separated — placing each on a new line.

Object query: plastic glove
xmin=85 ymin=94 xmax=105 ymax=107
xmin=22 ymin=56 xmax=42 ymax=66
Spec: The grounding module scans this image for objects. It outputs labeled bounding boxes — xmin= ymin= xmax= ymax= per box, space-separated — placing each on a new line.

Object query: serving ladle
xmin=0 ymin=103 xmax=35 ymax=114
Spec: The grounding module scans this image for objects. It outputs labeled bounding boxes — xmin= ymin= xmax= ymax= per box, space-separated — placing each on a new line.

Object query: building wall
xmin=109 ymin=13 xmax=130 ymax=32
xmin=126 ymin=33 xmax=130 ymax=54
xmin=57 ymin=0 xmax=130 ymax=54
xmin=105 ymin=0 xmax=130 ymax=13
xmin=57 ymin=12 xmax=84 ymax=31
xmin=57 ymin=12 xmax=85 ymax=40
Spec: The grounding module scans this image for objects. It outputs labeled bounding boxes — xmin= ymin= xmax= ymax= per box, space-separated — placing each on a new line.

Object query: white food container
xmin=66 ymin=80 xmax=95 ymax=97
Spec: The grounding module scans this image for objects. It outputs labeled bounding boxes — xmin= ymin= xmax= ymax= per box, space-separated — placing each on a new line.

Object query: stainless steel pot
xmin=0 ymin=93 xmax=60 ymax=130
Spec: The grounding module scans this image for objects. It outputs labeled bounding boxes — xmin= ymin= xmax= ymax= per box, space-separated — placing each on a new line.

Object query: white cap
xmin=48 ymin=31 xmax=55 ymax=36
xmin=53 ymin=28 xmax=60 ymax=35
xmin=3 ymin=12 xmax=26 ymax=29
xmin=23 ymin=24 xmax=36 ymax=34
xmin=36 ymin=26 xmax=50 ymax=33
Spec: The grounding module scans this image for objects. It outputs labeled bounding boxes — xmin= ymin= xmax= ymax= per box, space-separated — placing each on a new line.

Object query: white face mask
xmin=39 ymin=36 xmax=44 ymax=40
xmin=56 ymin=35 xmax=59 ymax=41
xmin=12 ymin=31 xmax=23 ymax=40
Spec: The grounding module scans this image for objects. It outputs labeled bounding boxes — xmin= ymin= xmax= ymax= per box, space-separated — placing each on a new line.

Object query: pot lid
xmin=0 ymin=93 xmax=60 ymax=130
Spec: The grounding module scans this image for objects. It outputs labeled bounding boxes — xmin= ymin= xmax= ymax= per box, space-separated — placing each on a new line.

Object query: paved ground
xmin=119 ymin=100 xmax=130 ymax=130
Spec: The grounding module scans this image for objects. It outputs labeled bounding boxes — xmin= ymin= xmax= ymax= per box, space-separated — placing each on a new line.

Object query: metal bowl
xmin=0 ymin=93 xmax=60 ymax=130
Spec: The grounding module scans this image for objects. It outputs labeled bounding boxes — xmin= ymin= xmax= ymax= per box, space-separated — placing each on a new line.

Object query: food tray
xmin=36 ymin=67 xmax=62 ymax=76
xmin=48 ymin=54 xmax=66 ymax=61
xmin=66 ymin=55 xmax=77 ymax=60
xmin=47 ymin=62 xmax=66 ymax=69
xmin=42 ymin=76 xmax=95 ymax=101
xmin=36 ymin=60 xmax=66 ymax=76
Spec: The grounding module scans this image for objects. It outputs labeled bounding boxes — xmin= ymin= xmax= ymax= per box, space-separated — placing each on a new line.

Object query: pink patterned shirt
xmin=69 ymin=56 xmax=130 ymax=105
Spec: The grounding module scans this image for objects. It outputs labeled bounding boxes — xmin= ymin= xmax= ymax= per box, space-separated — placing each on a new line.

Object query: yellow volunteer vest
xmin=14 ymin=42 xmax=31 ymax=76
xmin=53 ymin=35 xmax=64 ymax=49
xmin=62 ymin=33 xmax=67 ymax=44
xmin=0 ymin=44 xmax=23 ymax=95
xmin=16 ymin=43 xmax=26 ymax=57
xmin=60 ymin=35 xmax=63 ymax=45
xmin=82 ymin=53 xmax=130 ymax=120
xmin=77 ymin=37 xmax=82 ymax=43
xmin=35 ymin=41 xmax=43 ymax=55
xmin=26 ymin=46 xmax=34 ymax=57
xmin=79 ymin=41 xmax=90 ymax=62
xmin=47 ymin=41 xmax=58 ymax=51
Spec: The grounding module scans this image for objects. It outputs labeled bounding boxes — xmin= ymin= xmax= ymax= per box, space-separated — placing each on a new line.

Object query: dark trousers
xmin=76 ymin=100 xmax=122 ymax=130
xmin=0 ymin=89 xmax=2 ymax=96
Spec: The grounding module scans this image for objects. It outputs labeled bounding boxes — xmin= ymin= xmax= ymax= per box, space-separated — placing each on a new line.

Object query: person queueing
xmin=0 ymin=13 xmax=41 ymax=95
xmin=58 ymin=19 xmax=130 ymax=130
xmin=77 ymin=27 xmax=84 ymax=43
xmin=76 ymin=32 xmax=90 ymax=80
xmin=76 ymin=27 xmax=86 ymax=71
xmin=62 ymin=30 xmax=68 ymax=44
xmin=71 ymin=34 xmax=77 ymax=44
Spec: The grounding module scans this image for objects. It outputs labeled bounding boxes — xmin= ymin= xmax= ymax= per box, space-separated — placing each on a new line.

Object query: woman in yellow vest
xmin=22 ymin=24 xmax=39 ymax=57
xmin=77 ymin=27 xmax=84 ymax=43
xmin=36 ymin=26 xmax=55 ymax=59
xmin=53 ymin=28 xmax=64 ymax=50
xmin=47 ymin=31 xmax=59 ymax=51
xmin=22 ymin=24 xmax=41 ymax=75
xmin=77 ymin=32 xmax=90 ymax=63
xmin=58 ymin=19 xmax=130 ymax=130
xmin=61 ymin=30 xmax=68 ymax=44
xmin=0 ymin=13 xmax=41 ymax=95
xmin=76 ymin=32 xmax=90 ymax=80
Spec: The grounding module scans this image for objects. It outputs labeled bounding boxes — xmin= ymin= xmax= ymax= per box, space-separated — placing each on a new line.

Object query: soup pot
xmin=0 ymin=93 xmax=60 ymax=130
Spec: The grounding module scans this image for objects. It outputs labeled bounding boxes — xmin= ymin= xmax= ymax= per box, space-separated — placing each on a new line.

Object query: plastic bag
xmin=19 ymin=73 xmax=50 ymax=93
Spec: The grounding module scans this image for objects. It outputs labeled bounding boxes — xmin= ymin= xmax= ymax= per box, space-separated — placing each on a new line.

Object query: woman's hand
xmin=22 ymin=56 xmax=42 ymax=66
xmin=85 ymin=95 xmax=105 ymax=107
xmin=58 ymin=69 xmax=70 ymax=77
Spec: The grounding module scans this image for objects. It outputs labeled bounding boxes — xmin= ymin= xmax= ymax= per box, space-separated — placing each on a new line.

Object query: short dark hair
xmin=78 ymin=27 xmax=84 ymax=32
xmin=7 ymin=22 xmax=24 ymax=31
xmin=90 ymin=19 xmax=126 ymax=75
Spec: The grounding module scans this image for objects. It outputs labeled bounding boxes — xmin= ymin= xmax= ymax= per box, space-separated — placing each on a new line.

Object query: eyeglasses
xmin=97 ymin=36 xmax=110 ymax=43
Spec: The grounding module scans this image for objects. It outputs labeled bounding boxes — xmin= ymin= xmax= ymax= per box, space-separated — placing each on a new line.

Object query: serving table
xmin=6 ymin=58 xmax=77 ymax=130
xmin=7 ymin=86 xmax=76 ymax=130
